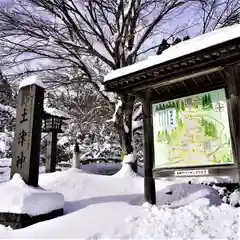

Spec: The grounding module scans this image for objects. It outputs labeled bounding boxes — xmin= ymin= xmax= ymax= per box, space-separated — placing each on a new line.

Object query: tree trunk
xmin=115 ymin=94 xmax=137 ymax=172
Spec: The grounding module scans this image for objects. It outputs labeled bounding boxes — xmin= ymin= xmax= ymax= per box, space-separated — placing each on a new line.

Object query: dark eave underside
xmin=149 ymin=69 xmax=226 ymax=102
xmin=104 ymin=38 xmax=240 ymax=96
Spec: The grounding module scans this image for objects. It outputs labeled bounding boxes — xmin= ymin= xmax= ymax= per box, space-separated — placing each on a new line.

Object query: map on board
xmin=152 ymin=88 xmax=234 ymax=168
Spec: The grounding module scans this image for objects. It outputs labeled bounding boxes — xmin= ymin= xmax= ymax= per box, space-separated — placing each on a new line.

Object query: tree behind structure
xmin=0 ymin=0 xmax=239 ymax=172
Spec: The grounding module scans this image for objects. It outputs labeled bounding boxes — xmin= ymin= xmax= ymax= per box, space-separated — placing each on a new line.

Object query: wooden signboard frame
xmin=103 ymin=37 xmax=240 ymax=204
xmin=150 ymin=83 xmax=239 ymax=180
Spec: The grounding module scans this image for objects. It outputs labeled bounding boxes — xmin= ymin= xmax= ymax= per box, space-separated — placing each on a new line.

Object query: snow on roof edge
xmin=44 ymin=107 xmax=70 ymax=119
xmin=104 ymin=24 xmax=240 ymax=82
xmin=19 ymin=75 xmax=45 ymax=89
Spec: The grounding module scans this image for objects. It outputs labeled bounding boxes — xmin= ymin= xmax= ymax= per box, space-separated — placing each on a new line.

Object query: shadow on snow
xmin=64 ymin=183 xmax=222 ymax=214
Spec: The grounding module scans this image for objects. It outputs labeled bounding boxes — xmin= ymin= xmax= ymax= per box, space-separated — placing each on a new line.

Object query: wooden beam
xmin=205 ymin=74 xmax=213 ymax=84
xmin=182 ymin=80 xmax=188 ymax=90
xmin=131 ymin=66 xmax=223 ymax=93
xmin=154 ymin=88 xmax=161 ymax=96
xmin=142 ymin=89 xmax=156 ymax=204
xmin=150 ymin=82 xmax=224 ymax=103
xmin=225 ymin=65 xmax=240 ymax=181
xmin=193 ymin=78 xmax=200 ymax=87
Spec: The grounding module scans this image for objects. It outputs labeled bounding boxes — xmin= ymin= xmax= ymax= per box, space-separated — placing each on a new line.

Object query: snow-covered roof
xmin=44 ymin=107 xmax=70 ymax=119
xmin=105 ymin=24 xmax=240 ymax=82
xmin=19 ymin=75 xmax=45 ymax=89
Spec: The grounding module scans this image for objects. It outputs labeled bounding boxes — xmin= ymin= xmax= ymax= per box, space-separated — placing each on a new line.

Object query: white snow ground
xmin=0 ymin=164 xmax=239 ymax=239
xmin=0 ymin=174 xmax=64 ymax=216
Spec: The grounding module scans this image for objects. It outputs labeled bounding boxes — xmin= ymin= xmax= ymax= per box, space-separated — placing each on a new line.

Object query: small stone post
xmin=72 ymin=142 xmax=80 ymax=168
xmin=11 ymin=77 xmax=44 ymax=187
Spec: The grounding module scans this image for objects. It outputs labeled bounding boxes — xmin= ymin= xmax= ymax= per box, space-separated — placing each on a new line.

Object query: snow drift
xmin=0 ymin=167 xmax=239 ymax=239
xmin=0 ymin=174 xmax=64 ymax=216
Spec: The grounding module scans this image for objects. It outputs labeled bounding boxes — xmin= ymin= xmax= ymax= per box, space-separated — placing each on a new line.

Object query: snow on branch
xmin=0 ymin=103 xmax=16 ymax=118
xmin=132 ymin=104 xmax=142 ymax=121
xmin=107 ymin=98 xmax=122 ymax=123
xmin=132 ymin=120 xmax=142 ymax=131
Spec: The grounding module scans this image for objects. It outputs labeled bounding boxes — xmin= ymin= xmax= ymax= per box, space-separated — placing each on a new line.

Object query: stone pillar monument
xmin=11 ymin=77 xmax=44 ymax=187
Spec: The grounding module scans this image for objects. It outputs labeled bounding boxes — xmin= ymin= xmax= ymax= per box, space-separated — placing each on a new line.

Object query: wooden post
xmin=45 ymin=131 xmax=58 ymax=173
xmin=11 ymin=84 xmax=44 ymax=187
xmin=142 ymin=89 xmax=156 ymax=204
xmin=225 ymin=65 xmax=240 ymax=181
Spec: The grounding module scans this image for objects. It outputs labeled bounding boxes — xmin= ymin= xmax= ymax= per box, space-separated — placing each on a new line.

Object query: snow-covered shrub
xmin=58 ymin=122 xmax=121 ymax=161
xmin=0 ymin=104 xmax=15 ymax=158
xmin=134 ymin=130 xmax=143 ymax=166
xmin=45 ymin=81 xmax=121 ymax=160
xmin=0 ymin=131 xmax=13 ymax=158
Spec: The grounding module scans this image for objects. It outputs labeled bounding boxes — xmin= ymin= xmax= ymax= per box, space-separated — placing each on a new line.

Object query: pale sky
xmin=0 ymin=0 xmax=13 ymax=8
xmin=0 ymin=1 xmax=214 ymax=77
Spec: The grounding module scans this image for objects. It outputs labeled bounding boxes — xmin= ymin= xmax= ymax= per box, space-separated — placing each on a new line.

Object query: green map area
xmin=152 ymin=88 xmax=234 ymax=168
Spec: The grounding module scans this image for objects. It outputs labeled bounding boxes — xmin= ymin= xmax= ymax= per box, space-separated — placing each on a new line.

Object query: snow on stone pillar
xmin=11 ymin=76 xmax=44 ymax=187
xmin=72 ymin=142 xmax=80 ymax=168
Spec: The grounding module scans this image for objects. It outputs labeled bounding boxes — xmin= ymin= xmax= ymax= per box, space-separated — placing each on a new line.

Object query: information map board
xmin=152 ymin=88 xmax=234 ymax=169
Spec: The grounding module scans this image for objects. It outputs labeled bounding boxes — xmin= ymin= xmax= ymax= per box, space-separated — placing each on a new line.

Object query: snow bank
xmin=155 ymin=183 xmax=222 ymax=207
xmin=0 ymin=168 xmax=239 ymax=239
xmin=0 ymin=174 xmax=64 ymax=216
xmin=105 ymin=24 xmax=240 ymax=81
xmin=133 ymin=199 xmax=239 ymax=240
xmin=123 ymin=153 xmax=136 ymax=163
xmin=113 ymin=163 xmax=139 ymax=178
xmin=230 ymin=190 xmax=240 ymax=207
xmin=0 ymin=169 xmax=240 ymax=239
xmin=19 ymin=75 xmax=45 ymax=89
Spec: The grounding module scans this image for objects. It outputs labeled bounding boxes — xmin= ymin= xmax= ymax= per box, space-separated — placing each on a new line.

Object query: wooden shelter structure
xmin=103 ymin=24 xmax=240 ymax=204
